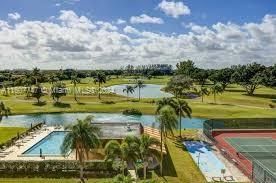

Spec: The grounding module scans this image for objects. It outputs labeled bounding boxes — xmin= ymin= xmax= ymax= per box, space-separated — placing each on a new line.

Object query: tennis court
xmin=225 ymin=137 xmax=276 ymax=182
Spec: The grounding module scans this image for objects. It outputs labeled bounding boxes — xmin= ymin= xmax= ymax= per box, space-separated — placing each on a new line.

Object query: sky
xmin=0 ymin=0 xmax=276 ymax=69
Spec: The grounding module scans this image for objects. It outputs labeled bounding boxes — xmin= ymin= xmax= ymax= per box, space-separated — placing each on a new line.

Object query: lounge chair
xmin=212 ymin=177 xmax=222 ymax=182
xmin=224 ymin=176 xmax=235 ymax=181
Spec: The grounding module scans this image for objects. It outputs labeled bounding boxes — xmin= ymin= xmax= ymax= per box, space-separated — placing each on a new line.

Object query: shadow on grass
xmin=225 ymin=88 xmax=245 ymax=92
xmin=53 ymin=102 xmax=71 ymax=108
xmin=32 ymin=101 xmax=47 ymax=106
xmin=154 ymin=142 xmax=177 ymax=178
xmin=244 ymin=93 xmax=276 ymax=99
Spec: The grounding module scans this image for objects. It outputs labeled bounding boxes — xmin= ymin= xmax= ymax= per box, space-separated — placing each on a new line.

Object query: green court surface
xmin=226 ymin=137 xmax=276 ymax=176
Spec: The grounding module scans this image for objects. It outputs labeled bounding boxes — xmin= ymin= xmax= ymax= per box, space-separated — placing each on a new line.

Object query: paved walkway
xmin=0 ymin=127 xmax=75 ymax=161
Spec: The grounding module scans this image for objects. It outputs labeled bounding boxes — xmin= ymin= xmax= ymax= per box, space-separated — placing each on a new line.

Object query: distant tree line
xmin=175 ymin=60 xmax=276 ymax=95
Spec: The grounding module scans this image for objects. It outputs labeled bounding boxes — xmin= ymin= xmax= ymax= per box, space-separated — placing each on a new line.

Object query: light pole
xmin=197 ymin=152 xmax=201 ymax=167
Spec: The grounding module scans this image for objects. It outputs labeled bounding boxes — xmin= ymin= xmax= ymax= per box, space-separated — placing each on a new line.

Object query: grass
xmin=0 ymin=178 xmax=111 ymax=183
xmin=0 ymin=128 xmax=203 ymax=183
xmin=0 ymin=127 xmax=27 ymax=144
xmin=0 ymin=76 xmax=275 ymax=119
xmin=147 ymin=130 xmax=206 ymax=183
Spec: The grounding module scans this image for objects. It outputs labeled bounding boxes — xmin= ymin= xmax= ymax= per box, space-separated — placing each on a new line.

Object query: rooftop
xmin=93 ymin=122 xmax=142 ymax=139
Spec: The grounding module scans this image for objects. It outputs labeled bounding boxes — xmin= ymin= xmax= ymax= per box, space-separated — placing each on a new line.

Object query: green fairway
xmin=0 ymin=127 xmax=27 ymax=144
xmin=0 ymin=178 xmax=111 ymax=183
xmin=0 ymin=85 xmax=275 ymax=119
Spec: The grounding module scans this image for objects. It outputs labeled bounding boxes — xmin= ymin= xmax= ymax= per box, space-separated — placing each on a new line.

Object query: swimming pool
xmin=22 ymin=131 xmax=69 ymax=157
xmin=0 ymin=112 xmax=206 ymax=129
xmin=184 ymin=141 xmax=229 ymax=181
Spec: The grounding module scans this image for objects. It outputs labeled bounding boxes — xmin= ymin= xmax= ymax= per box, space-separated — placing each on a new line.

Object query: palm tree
xmin=156 ymin=106 xmax=178 ymax=176
xmin=137 ymin=134 xmax=160 ymax=179
xmin=156 ymin=97 xmax=175 ymax=114
xmin=0 ymin=102 xmax=10 ymax=122
xmin=104 ymin=136 xmax=138 ymax=175
xmin=61 ymin=115 xmax=101 ymax=181
xmin=210 ymin=83 xmax=224 ymax=103
xmin=32 ymin=67 xmax=41 ymax=85
xmin=93 ymin=72 xmax=106 ymax=99
xmin=173 ymin=99 xmax=192 ymax=138
xmin=197 ymin=87 xmax=209 ymax=103
xmin=71 ymin=74 xmax=81 ymax=102
xmin=22 ymin=73 xmax=33 ymax=98
xmin=135 ymin=80 xmax=145 ymax=101
xmin=123 ymin=85 xmax=135 ymax=100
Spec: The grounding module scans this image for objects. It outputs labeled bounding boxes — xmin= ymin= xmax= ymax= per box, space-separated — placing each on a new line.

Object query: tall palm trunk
xmin=73 ymin=83 xmax=78 ymax=102
xmin=143 ymin=158 xmax=147 ymax=179
xmin=139 ymin=87 xmax=141 ymax=101
xmin=98 ymin=82 xmax=101 ymax=99
xmin=160 ymin=129 xmax=163 ymax=176
xmin=214 ymin=92 xmax=216 ymax=103
xmin=179 ymin=114 xmax=182 ymax=137
xmin=201 ymin=94 xmax=204 ymax=103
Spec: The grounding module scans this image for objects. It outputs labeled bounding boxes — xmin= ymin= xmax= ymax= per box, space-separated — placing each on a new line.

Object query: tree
xmin=105 ymin=136 xmax=138 ymax=175
xmin=231 ymin=63 xmax=266 ymax=95
xmin=176 ymin=60 xmax=196 ymax=76
xmin=156 ymin=106 xmax=178 ymax=176
xmin=156 ymin=97 xmax=175 ymax=114
xmin=263 ymin=64 xmax=276 ymax=88
xmin=197 ymin=87 xmax=209 ymax=103
xmin=61 ymin=115 xmax=100 ymax=182
xmin=71 ymin=74 xmax=81 ymax=102
xmin=135 ymin=80 xmax=145 ymax=101
xmin=192 ymin=68 xmax=209 ymax=86
xmin=123 ymin=85 xmax=135 ymax=100
xmin=22 ymin=73 xmax=33 ymax=98
xmin=109 ymin=174 xmax=134 ymax=183
xmin=94 ymin=72 xmax=106 ymax=99
xmin=164 ymin=75 xmax=193 ymax=98
xmin=32 ymin=67 xmax=41 ymax=85
xmin=31 ymin=84 xmax=44 ymax=104
xmin=137 ymin=134 xmax=160 ymax=179
xmin=173 ymin=99 xmax=192 ymax=137
xmin=210 ymin=83 xmax=224 ymax=103
xmin=51 ymin=82 xmax=67 ymax=103
xmin=209 ymin=68 xmax=233 ymax=89
xmin=48 ymin=73 xmax=59 ymax=84
xmin=0 ymin=102 xmax=10 ymax=122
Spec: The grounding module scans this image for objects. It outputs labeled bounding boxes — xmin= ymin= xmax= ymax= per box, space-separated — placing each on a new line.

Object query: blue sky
xmin=1 ymin=0 xmax=275 ymax=34
xmin=0 ymin=0 xmax=275 ymax=69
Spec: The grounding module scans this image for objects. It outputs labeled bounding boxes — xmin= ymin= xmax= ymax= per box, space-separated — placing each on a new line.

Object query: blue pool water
xmin=0 ymin=112 xmax=206 ymax=129
xmin=184 ymin=141 xmax=227 ymax=180
xmin=23 ymin=131 xmax=68 ymax=156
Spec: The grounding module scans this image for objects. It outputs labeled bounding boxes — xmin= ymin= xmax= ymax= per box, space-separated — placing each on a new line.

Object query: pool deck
xmin=0 ymin=127 xmax=75 ymax=161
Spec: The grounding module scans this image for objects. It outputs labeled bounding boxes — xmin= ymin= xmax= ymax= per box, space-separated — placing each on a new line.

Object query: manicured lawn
xmin=0 ymin=77 xmax=276 ymax=118
xmin=0 ymin=127 xmax=27 ymax=144
xmin=148 ymin=130 xmax=205 ymax=183
xmin=0 ymin=178 xmax=111 ymax=183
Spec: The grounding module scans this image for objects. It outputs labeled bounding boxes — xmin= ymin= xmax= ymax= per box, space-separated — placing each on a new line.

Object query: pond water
xmin=0 ymin=112 xmax=206 ymax=129
xmin=108 ymin=84 xmax=173 ymax=98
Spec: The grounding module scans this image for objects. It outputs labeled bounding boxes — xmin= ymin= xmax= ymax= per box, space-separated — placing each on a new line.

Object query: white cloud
xmin=0 ymin=10 xmax=276 ymax=69
xmin=116 ymin=18 xmax=126 ymax=25
xmin=55 ymin=3 xmax=61 ymax=7
xmin=158 ymin=0 xmax=190 ymax=18
xmin=8 ymin=12 xmax=21 ymax=20
xmin=130 ymin=14 xmax=164 ymax=24
xmin=123 ymin=25 xmax=140 ymax=35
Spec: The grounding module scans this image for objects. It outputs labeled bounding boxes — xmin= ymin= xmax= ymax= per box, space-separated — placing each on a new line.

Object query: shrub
xmin=101 ymin=101 xmax=115 ymax=104
xmin=122 ymin=108 xmax=142 ymax=116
